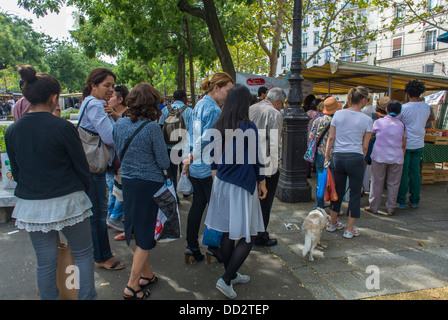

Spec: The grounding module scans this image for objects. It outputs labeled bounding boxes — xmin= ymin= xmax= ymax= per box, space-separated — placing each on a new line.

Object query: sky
xmin=1 ymin=0 xmax=76 ymax=41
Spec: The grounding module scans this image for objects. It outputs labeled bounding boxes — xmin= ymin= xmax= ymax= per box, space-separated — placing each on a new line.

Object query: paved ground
xmin=0 ymin=176 xmax=447 ymax=302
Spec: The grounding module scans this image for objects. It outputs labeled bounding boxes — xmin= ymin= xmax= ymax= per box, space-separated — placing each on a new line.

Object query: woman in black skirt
xmin=113 ymin=83 xmax=170 ymax=300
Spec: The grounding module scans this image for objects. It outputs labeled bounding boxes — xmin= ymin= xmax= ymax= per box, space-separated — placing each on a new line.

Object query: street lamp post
xmin=275 ymin=0 xmax=312 ymax=203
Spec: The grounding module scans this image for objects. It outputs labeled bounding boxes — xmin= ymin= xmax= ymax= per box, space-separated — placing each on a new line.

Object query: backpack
xmin=162 ymin=105 xmax=188 ymax=145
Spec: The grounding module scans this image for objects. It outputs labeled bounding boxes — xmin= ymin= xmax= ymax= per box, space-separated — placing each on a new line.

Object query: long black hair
xmin=214 ymin=84 xmax=252 ymax=138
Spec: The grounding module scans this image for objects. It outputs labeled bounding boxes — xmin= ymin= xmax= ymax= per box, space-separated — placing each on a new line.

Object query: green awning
xmin=437 ymin=31 xmax=448 ymax=44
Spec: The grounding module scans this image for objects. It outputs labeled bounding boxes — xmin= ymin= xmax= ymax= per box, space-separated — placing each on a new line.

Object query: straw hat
xmin=323 ymin=97 xmax=342 ymax=115
xmin=377 ymin=96 xmax=390 ymax=111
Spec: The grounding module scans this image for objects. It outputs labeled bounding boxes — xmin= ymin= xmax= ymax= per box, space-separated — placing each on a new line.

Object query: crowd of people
xmin=305 ymin=79 xmax=433 ymax=239
xmin=5 ymin=63 xmax=434 ymax=301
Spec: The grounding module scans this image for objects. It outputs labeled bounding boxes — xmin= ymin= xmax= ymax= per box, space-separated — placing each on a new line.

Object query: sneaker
xmin=326 ymin=221 xmax=343 ymax=232
xmin=216 ymin=278 xmax=237 ymax=299
xmin=231 ymin=272 xmax=250 ymax=285
xmin=396 ymin=203 xmax=407 ymax=209
xmin=106 ymin=216 xmax=124 ymax=232
xmin=407 ymin=202 xmax=419 ymax=208
xmin=343 ymin=227 xmax=360 ymax=239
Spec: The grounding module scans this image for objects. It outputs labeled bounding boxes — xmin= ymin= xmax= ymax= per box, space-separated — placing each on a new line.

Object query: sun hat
xmin=376 ymin=96 xmax=390 ymax=110
xmin=323 ymin=97 xmax=342 ymax=115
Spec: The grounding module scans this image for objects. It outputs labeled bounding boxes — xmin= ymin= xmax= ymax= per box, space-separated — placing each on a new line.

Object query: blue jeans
xmin=315 ymin=153 xmax=334 ymax=208
xmin=28 ymin=218 xmax=97 ymax=300
xmin=88 ymin=172 xmax=113 ymax=263
xmin=106 ymin=173 xmax=124 ymax=220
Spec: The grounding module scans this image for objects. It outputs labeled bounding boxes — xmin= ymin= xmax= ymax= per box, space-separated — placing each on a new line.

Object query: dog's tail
xmin=302 ymin=230 xmax=315 ymax=257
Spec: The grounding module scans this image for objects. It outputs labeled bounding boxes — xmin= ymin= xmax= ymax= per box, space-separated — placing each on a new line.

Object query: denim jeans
xmin=186 ymin=176 xmax=213 ymax=249
xmin=88 ymin=172 xmax=113 ymax=263
xmin=28 ymin=218 xmax=97 ymax=300
xmin=106 ymin=173 xmax=124 ymax=220
xmin=397 ymin=148 xmax=424 ymax=206
xmin=315 ymin=153 xmax=334 ymax=208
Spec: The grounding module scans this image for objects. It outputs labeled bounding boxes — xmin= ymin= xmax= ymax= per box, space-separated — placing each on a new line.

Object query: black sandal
xmin=139 ymin=274 xmax=158 ymax=288
xmin=123 ymin=286 xmax=150 ymax=300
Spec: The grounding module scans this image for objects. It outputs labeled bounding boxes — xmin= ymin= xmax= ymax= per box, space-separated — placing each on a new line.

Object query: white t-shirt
xmin=397 ymin=101 xmax=430 ymax=150
xmin=331 ymin=109 xmax=373 ymax=155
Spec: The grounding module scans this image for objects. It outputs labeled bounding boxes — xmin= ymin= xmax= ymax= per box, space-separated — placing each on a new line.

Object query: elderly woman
xmin=113 ymin=83 xmax=170 ymax=300
xmin=325 ymin=87 xmax=373 ymax=239
xmin=364 ymin=100 xmax=407 ymax=216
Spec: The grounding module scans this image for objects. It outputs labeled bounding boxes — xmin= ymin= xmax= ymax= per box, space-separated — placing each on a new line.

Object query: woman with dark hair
xmin=6 ymin=65 xmax=96 ymax=299
xmin=79 ymin=68 xmax=124 ymax=271
xmin=364 ymin=100 xmax=407 ymax=216
xmin=204 ymin=84 xmax=267 ymax=299
xmin=184 ymin=72 xmax=234 ymax=263
xmin=113 ymin=83 xmax=170 ymax=300
xmin=105 ymin=85 xmax=130 ymax=235
xmin=396 ymin=80 xmax=431 ymax=209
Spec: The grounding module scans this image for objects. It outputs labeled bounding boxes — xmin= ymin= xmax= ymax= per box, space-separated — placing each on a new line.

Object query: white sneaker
xmin=231 ymin=272 xmax=250 ymax=285
xmin=343 ymin=227 xmax=360 ymax=239
xmin=216 ymin=278 xmax=237 ymax=299
xmin=326 ymin=221 xmax=343 ymax=232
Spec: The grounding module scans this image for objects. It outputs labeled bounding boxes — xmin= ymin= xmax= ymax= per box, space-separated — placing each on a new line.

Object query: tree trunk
xmin=177 ymin=53 xmax=186 ymax=91
xmin=184 ymin=17 xmax=196 ymax=107
xmin=177 ymin=0 xmax=236 ymax=81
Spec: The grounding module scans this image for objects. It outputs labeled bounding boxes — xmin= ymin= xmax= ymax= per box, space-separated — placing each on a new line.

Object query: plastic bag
xmin=316 ymin=168 xmax=328 ymax=199
xmin=324 ymin=169 xmax=338 ymax=202
xmin=1 ymin=153 xmax=17 ymax=189
xmin=177 ymin=168 xmax=193 ymax=195
xmin=153 ymin=179 xmax=181 ymax=242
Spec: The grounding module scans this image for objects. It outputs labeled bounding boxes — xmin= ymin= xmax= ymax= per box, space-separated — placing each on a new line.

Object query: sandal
xmin=94 ymin=258 xmax=124 ymax=271
xmin=139 ymin=274 xmax=158 ymax=288
xmin=123 ymin=286 xmax=150 ymax=300
xmin=363 ymin=206 xmax=377 ymax=214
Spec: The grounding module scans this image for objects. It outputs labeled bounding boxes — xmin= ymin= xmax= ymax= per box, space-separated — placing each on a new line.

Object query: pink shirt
xmin=13 ymin=97 xmax=31 ymax=121
xmin=371 ymin=116 xmax=407 ymax=164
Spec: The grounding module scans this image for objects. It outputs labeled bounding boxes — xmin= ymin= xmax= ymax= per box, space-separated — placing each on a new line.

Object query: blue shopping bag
xmin=202 ymin=226 xmax=223 ymax=247
xmin=316 ymin=168 xmax=328 ymax=199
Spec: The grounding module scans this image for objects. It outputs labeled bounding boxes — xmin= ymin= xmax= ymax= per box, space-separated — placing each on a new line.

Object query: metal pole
xmin=276 ymin=0 xmax=311 ymax=203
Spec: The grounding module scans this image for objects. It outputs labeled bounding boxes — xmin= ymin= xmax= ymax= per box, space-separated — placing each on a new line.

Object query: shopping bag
xmin=177 ymin=171 xmax=193 ymax=195
xmin=153 ymin=179 xmax=181 ymax=242
xmin=1 ymin=153 xmax=17 ymax=189
xmin=202 ymin=226 xmax=223 ymax=247
xmin=37 ymin=233 xmax=79 ymax=300
xmin=316 ymin=168 xmax=328 ymax=199
xmin=324 ymin=169 xmax=338 ymax=202
xmin=303 ymin=136 xmax=317 ymax=163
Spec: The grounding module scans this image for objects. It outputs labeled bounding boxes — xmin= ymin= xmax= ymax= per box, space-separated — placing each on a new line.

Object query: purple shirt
xmin=371 ymin=116 xmax=407 ymax=164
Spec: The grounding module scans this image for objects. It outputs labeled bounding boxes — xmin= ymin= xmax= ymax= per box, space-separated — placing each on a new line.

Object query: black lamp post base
xmin=276 ymin=170 xmax=312 ymax=203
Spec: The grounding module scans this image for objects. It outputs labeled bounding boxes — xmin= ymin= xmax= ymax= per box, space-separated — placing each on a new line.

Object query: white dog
xmin=302 ymin=208 xmax=330 ymax=261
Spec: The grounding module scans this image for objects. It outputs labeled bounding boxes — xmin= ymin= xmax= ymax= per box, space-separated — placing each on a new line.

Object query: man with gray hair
xmin=249 ymin=87 xmax=285 ymax=247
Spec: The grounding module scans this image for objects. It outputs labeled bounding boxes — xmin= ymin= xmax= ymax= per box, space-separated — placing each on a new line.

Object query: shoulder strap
xmin=316 ymin=121 xmax=331 ymax=148
xmin=178 ymin=105 xmax=188 ymax=113
xmin=119 ymin=120 xmax=150 ymax=160
xmin=76 ymin=99 xmax=93 ymax=129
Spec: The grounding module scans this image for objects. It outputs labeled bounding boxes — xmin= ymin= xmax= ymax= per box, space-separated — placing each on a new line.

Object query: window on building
xmin=429 ymin=0 xmax=439 ymax=10
xmin=355 ymin=46 xmax=368 ymax=61
xmin=340 ymin=48 xmax=351 ymax=61
xmin=303 ymin=33 xmax=308 ymax=47
xmin=314 ymin=31 xmax=319 ymax=45
xmin=281 ymin=54 xmax=287 ymax=68
xmin=313 ymin=54 xmax=320 ymax=65
xmin=325 ymin=49 xmax=332 ymax=63
xmin=302 ymin=52 xmax=308 ymax=63
xmin=303 ymin=16 xmax=309 ymax=27
xmin=423 ymin=64 xmax=435 ymax=74
xmin=395 ymin=5 xmax=405 ymax=18
xmin=425 ymin=29 xmax=437 ymax=51
xmin=392 ymin=37 xmax=403 ymax=57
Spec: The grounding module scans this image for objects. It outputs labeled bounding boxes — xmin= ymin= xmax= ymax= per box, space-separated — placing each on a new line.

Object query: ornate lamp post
xmin=275 ymin=0 xmax=312 ymax=203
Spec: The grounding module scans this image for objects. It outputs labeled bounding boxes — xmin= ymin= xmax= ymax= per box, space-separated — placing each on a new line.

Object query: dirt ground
xmin=366 ymin=286 xmax=448 ymax=300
